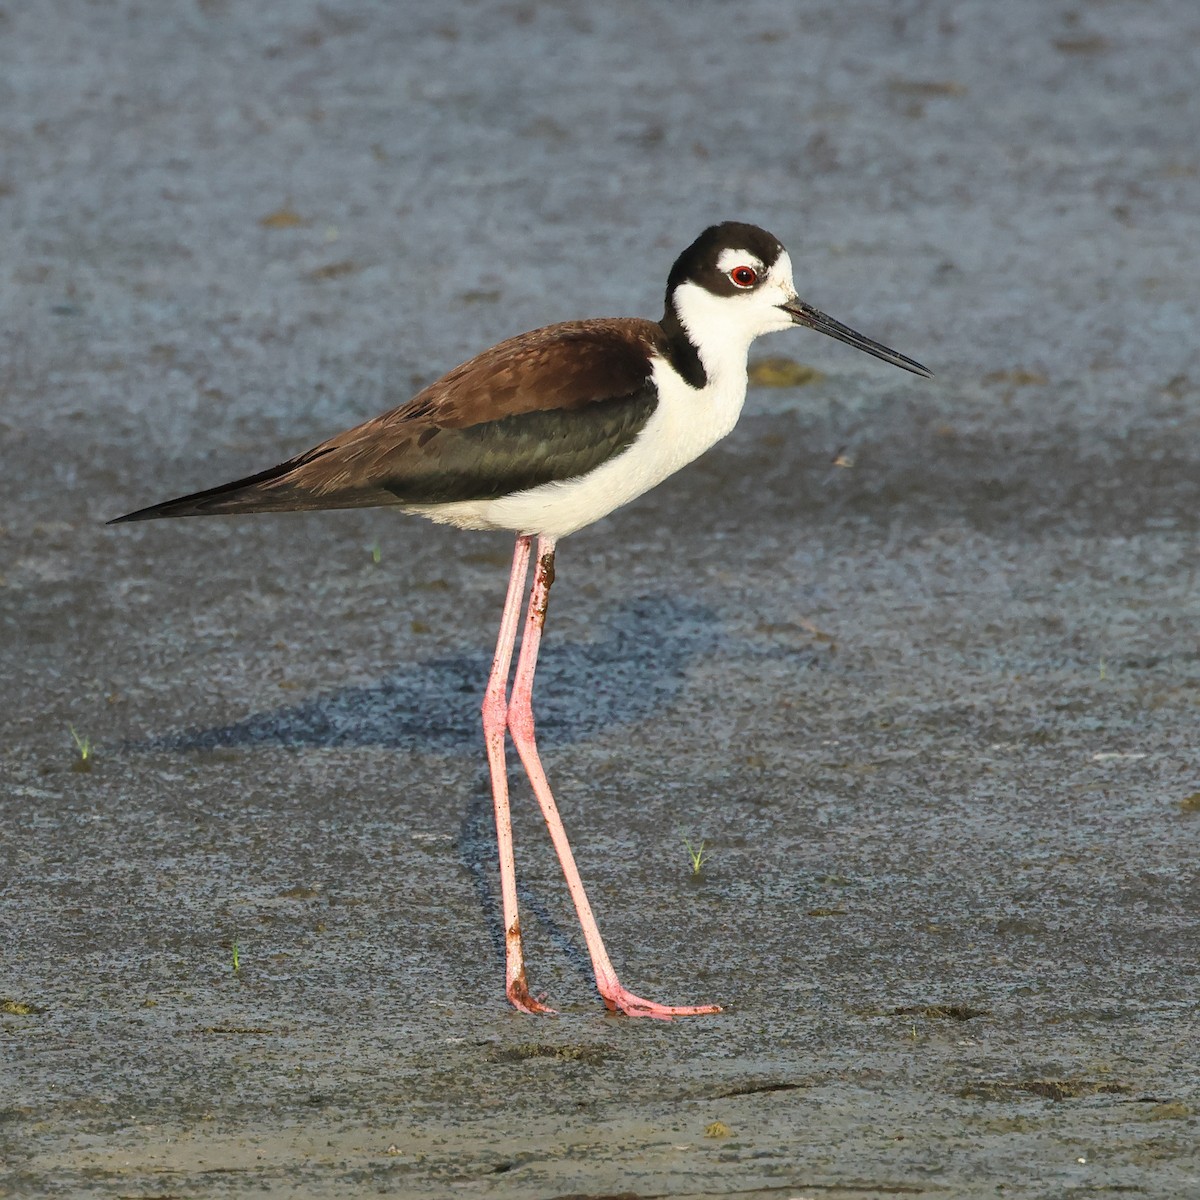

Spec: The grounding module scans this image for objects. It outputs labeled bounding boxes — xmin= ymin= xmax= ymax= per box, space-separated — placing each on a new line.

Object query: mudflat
xmin=2 ymin=2 xmax=1197 ymax=1196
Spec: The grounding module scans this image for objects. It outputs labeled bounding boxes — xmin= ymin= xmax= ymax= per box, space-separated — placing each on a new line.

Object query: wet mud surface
xmin=2 ymin=2 xmax=1199 ymax=1196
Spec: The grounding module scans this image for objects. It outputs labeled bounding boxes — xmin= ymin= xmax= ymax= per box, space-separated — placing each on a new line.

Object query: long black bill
xmin=781 ymin=300 xmax=932 ymax=378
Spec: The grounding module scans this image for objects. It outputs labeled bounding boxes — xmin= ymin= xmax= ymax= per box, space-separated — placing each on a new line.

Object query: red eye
xmin=730 ymin=265 xmax=758 ymax=288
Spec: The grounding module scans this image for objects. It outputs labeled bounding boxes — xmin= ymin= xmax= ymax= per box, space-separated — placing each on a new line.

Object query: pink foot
xmin=600 ymin=983 xmax=722 ymax=1020
xmin=506 ymin=978 xmax=557 ymax=1016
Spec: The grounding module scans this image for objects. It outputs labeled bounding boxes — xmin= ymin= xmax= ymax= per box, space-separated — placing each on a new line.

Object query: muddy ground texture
xmin=2 ymin=2 xmax=1198 ymax=1197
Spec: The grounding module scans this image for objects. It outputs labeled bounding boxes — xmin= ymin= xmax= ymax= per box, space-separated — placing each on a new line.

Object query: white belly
xmin=406 ymin=358 xmax=748 ymax=538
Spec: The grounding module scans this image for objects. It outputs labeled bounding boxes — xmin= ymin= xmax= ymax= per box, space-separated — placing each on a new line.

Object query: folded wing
xmin=111 ymin=319 xmax=664 ymax=522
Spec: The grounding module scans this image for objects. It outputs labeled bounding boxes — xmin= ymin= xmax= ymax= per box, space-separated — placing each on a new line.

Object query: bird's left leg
xmin=482 ymin=534 xmax=553 ymax=1014
xmin=506 ymin=535 xmax=722 ymax=1019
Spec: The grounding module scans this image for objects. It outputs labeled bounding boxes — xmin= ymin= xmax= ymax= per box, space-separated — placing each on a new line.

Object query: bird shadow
xmin=141 ymin=592 xmax=727 ymax=757
xmin=134 ymin=593 xmax=754 ymax=987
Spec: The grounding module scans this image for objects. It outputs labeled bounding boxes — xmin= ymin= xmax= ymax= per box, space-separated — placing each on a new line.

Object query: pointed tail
xmin=108 ymin=449 xmax=340 ymax=523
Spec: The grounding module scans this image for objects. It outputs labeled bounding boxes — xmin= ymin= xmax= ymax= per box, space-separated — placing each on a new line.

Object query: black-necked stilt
xmin=112 ymin=222 xmax=930 ymax=1018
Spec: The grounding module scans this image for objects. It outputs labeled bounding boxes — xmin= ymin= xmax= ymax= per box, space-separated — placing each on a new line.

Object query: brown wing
xmin=111 ymin=319 xmax=666 ymax=521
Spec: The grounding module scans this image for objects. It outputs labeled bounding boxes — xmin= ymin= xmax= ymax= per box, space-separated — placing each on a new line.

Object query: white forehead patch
xmin=716 ymin=247 xmax=765 ymax=275
xmin=771 ymin=249 xmax=795 ymax=290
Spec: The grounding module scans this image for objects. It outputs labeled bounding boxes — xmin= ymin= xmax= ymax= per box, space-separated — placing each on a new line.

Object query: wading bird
xmin=113 ymin=222 xmax=930 ymax=1018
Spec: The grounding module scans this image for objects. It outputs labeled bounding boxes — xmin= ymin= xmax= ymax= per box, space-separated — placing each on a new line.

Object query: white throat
xmin=672 ymin=282 xmax=759 ymax=383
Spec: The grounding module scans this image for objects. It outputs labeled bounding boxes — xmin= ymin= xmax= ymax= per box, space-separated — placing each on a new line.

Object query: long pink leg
xmin=506 ymin=535 xmax=722 ymax=1019
xmin=482 ymin=535 xmax=553 ymax=1014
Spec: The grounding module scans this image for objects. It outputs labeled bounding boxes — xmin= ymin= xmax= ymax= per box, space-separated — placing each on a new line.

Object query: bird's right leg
xmin=482 ymin=533 xmax=554 ymax=1014
xmin=506 ymin=536 xmax=721 ymax=1019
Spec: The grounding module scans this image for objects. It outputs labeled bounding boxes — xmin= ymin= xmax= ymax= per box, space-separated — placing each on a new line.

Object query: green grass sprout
xmin=683 ymin=836 xmax=710 ymax=876
xmin=68 ymin=725 xmax=92 ymax=772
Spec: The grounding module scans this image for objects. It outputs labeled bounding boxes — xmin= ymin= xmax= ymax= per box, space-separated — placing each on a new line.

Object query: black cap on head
xmin=666 ymin=222 xmax=785 ymax=299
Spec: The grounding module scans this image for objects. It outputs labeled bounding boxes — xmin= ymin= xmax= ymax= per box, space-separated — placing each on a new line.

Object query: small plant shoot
xmin=68 ymin=725 xmax=92 ymax=773
xmin=683 ymin=837 xmax=710 ymax=876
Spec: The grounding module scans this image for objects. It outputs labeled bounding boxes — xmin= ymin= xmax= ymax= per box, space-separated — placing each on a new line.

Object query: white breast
xmin=407 ymin=355 xmax=749 ymax=538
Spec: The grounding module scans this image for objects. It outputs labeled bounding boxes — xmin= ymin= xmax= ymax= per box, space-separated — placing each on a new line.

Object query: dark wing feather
xmin=381 ymin=390 xmax=658 ymax=504
xmin=110 ymin=319 xmax=665 ymax=522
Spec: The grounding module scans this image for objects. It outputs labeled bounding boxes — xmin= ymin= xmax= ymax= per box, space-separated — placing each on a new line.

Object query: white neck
xmin=671 ymin=281 xmax=760 ymax=384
